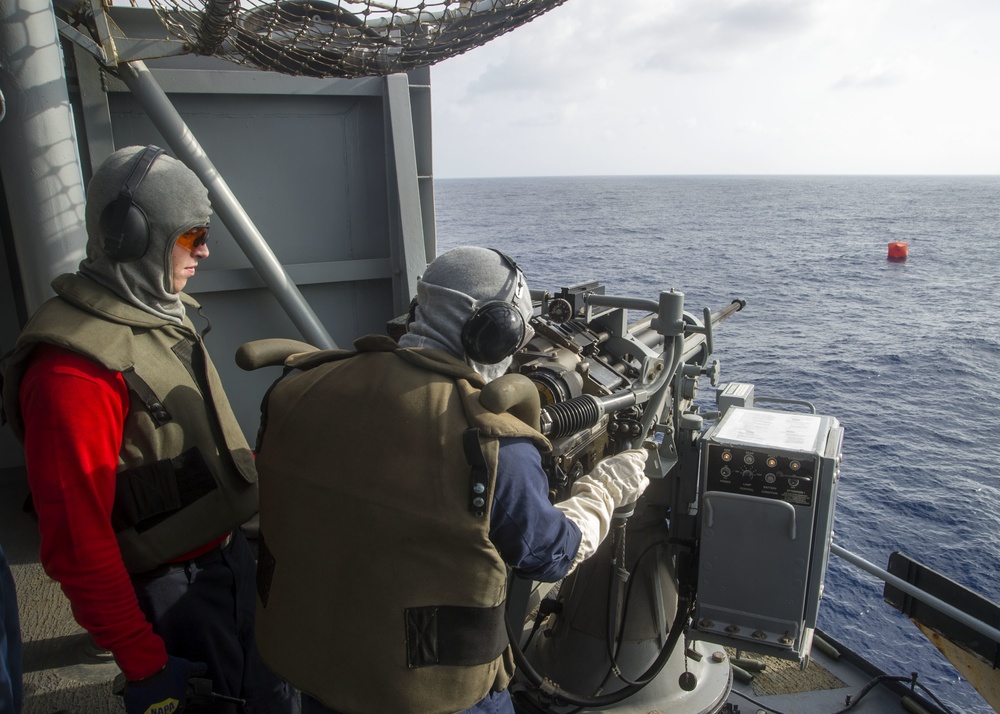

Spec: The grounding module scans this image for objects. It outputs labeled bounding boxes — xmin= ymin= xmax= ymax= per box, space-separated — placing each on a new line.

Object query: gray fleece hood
xmin=79 ymin=146 xmax=211 ymax=323
xmin=398 ymin=246 xmax=534 ymax=381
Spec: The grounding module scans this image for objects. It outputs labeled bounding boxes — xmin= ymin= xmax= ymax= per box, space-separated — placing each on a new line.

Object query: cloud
xmin=831 ymin=58 xmax=909 ymax=89
xmin=454 ymin=4 xmax=611 ymax=100
xmin=463 ymin=51 xmax=569 ymax=97
xmin=636 ymin=0 xmax=819 ymax=73
xmin=447 ymin=0 xmax=822 ymax=102
xmin=431 ymin=0 xmax=1000 ymax=177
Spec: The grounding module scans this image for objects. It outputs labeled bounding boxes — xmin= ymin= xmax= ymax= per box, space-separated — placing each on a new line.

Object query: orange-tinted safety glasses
xmin=176 ymin=226 xmax=209 ymax=252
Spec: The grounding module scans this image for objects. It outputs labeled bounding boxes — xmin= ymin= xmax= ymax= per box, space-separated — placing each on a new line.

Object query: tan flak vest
xmin=254 ymin=335 xmax=551 ymax=714
xmin=2 ymin=273 xmax=258 ymax=573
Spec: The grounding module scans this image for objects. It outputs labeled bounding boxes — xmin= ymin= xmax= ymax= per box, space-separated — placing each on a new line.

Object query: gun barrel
xmin=681 ymin=298 xmax=746 ymax=363
xmin=711 ymin=298 xmax=746 ymax=326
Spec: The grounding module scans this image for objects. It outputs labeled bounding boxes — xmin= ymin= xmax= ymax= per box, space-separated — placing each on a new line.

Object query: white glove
xmin=554 ymin=449 xmax=650 ymax=572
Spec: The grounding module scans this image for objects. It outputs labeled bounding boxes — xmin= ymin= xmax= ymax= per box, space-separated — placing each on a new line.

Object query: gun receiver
xmin=513 ymin=282 xmax=745 ymax=501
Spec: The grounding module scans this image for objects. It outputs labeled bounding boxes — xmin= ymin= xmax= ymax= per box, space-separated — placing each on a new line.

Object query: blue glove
xmin=123 ymin=655 xmax=207 ymax=714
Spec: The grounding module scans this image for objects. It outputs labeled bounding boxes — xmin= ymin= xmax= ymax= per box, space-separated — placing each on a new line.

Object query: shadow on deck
xmin=1 ymin=466 xmax=125 ymax=714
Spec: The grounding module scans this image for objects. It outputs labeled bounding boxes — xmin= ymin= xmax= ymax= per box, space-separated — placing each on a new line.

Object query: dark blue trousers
xmin=0 ymin=543 xmax=23 ymax=714
xmin=131 ymin=529 xmax=298 ymax=714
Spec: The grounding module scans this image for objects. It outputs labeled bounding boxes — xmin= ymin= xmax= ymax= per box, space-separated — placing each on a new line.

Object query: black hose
xmin=605 ymin=540 xmax=670 ymax=687
xmin=507 ymin=593 xmax=691 ymax=708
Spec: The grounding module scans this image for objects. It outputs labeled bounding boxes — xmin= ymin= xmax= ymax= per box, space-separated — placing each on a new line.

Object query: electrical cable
xmin=727 ymin=688 xmax=792 ymax=714
xmin=908 ymin=680 xmax=957 ymax=714
xmin=521 ymin=596 xmax=562 ymax=651
xmin=728 ymin=671 xmax=954 ymax=714
xmin=506 ymin=588 xmax=691 ymax=709
xmin=605 ymin=538 xmax=670 ymax=686
xmin=829 ymin=673 xmax=954 ymax=714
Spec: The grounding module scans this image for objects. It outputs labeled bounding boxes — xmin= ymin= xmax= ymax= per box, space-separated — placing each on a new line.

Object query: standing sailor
xmin=252 ymin=246 xmax=649 ymax=713
xmin=2 ymin=146 xmax=298 ymax=713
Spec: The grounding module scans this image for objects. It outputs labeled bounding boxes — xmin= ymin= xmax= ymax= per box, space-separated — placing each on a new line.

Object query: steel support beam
xmin=384 ymin=72 xmax=427 ymax=314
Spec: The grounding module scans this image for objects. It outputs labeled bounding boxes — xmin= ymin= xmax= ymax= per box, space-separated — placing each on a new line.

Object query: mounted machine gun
xmin=502 ymin=282 xmax=842 ymax=713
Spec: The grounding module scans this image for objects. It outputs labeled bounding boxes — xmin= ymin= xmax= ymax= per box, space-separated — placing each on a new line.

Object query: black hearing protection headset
xmin=99 ymin=145 xmax=166 ymax=262
xmin=459 ymin=250 xmax=527 ymax=364
xmin=407 ymin=250 xmax=529 ymax=365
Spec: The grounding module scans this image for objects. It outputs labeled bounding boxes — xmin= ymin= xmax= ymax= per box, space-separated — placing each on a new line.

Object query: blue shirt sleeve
xmin=490 ymin=437 xmax=581 ymax=582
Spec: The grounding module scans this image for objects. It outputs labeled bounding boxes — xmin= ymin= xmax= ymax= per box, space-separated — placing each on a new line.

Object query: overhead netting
xmin=147 ymin=0 xmax=570 ymax=78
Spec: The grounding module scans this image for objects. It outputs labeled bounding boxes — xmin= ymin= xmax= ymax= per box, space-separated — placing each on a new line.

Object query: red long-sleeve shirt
xmin=19 ymin=343 xmax=222 ymax=680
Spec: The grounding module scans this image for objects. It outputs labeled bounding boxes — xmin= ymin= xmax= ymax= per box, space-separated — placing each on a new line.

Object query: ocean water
xmin=434 ymin=175 xmax=1000 ymax=714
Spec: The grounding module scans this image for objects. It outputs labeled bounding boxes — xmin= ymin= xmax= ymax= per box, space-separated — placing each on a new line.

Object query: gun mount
xmin=505 ymin=282 xmax=841 ymax=713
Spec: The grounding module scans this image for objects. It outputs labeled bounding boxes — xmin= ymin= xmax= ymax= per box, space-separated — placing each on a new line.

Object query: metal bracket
xmin=56 ymin=0 xmax=190 ymax=67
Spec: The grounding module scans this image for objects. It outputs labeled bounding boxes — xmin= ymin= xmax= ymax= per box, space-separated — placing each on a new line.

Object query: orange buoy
xmin=887 ymin=241 xmax=908 ymax=261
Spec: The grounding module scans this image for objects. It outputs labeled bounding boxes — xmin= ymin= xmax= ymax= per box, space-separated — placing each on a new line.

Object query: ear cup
xmin=461 ymin=301 xmax=526 ymax=364
xmin=99 ymin=201 xmax=151 ymax=262
xmin=99 ymin=145 xmax=165 ymax=262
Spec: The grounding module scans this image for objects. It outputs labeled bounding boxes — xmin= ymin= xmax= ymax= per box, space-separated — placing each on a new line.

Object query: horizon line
xmin=435 ymin=172 xmax=1000 ymax=181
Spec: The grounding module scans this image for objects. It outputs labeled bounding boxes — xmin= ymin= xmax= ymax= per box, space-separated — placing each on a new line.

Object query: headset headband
xmin=492 ymin=250 xmax=524 ymax=302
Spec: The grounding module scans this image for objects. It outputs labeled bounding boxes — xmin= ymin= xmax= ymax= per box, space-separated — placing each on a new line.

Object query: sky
xmin=427 ymin=0 xmax=1000 ymax=178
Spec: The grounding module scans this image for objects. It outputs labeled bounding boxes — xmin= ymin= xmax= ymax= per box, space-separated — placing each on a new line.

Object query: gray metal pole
xmin=831 ymin=543 xmax=1000 ymax=644
xmin=0 ymin=0 xmax=88 ymax=315
xmin=117 ymin=60 xmax=336 ymax=349
xmin=385 ymin=73 xmax=427 ymax=314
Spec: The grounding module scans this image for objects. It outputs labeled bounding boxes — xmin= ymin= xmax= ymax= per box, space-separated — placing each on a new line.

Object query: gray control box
xmin=691 ymin=406 xmax=843 ymax=663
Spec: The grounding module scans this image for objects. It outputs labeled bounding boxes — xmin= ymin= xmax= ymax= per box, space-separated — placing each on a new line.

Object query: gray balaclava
xmin=398 ymin=246 xmax=534 ymax=381
xmin=79 ymin=146 xmax=211 ymax=323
